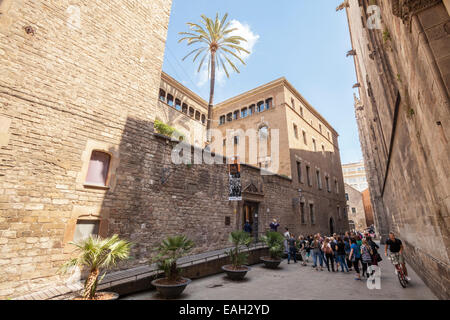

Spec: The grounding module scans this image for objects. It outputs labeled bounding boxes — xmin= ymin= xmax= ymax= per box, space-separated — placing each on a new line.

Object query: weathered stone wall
xmin=0 ymin=0 xmax=349 ymax=300
xmin=0 ymin=0 xmax=172 ymax=299
xmin=344 ymin=184 xmax=366 ymax=231
xmin=344 ymin=0 xmax=449 ymax=299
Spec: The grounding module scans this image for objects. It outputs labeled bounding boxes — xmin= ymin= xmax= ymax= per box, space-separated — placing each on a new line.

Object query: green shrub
xmin=261 ymin=231 xmax=284 ymax=260
xmin=382 ymin=29 xmax=391 ymax=43
xmin=154 ymin=120 xmax=185 ymax=141
xmin=226 ymin=230 xmax=252 ymax=269
xmin=152 ymin=235 xmax=194 ymax=281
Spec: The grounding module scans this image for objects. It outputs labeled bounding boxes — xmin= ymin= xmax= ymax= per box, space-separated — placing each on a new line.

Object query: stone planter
xmin=73 ymin=291 xmax=119 ymax=300
xmin=260 ymin=256 xmax=282 ymax=269
xmin=151 ymin=277 xmax=191 ymax=299
xmin=221 ymin=265 xmax=251 ymax=281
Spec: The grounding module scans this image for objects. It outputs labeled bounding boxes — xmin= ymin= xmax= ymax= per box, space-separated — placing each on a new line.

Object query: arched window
xmin=175 ymin=99 xmax=181 ymax=111
xmin=241 ymin=108 xmax=248 ymax=118
xmin=226 ymin=113 xmax=233 ymax=122
xmin=265 ymin=98 xmax=273 ymax=110
xmin=167 ymin=94 xmax=174 ymax=107
xmin=195 ymin=110 xmax=200 ymax=121
xmin=201 ymin=114 xmax=206 ymax=124
xmin=85 ymin=151 xmax=111 ymax=186
xmin=219 ymin=115 xmax=226 ymax=125
xmin=249 ymin=104 xmax=255 ymax=115
xmin=189 ymin=107 xmax=195 ymax=118
xmin=182 ymin=103 xmax=188 ymax=114
xmin=233 ymin=110 xmax=239 ymax=120
xmin=257 ymin=101 xmax=264 ymax=113
xmin=159 ymin=89 xmax=166 ymax=102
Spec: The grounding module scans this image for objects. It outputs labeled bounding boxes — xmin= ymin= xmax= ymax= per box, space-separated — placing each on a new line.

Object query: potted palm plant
xmin=61 ymin=234 xmax=132 ymax=300
xmin=151 ymin=235 xmax=195 ymax=299
xmin=260 ymin=231 xmax=284 ymax=269
xmin=222 ymin=230 xmax=252 ymax=281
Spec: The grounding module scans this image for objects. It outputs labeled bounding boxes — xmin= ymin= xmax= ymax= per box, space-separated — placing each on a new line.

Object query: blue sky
xmin=162 ymin=0 xmax=363 ymax=164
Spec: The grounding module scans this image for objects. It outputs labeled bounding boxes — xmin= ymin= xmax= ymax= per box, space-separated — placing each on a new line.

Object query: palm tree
xmin=179 ymin=13 xmax=250 ymax=142
xmin=153 ymin=235 xmax=195 ymax=282
xmin=226 ymin=230 xmax=252 ymax=270
xmin=261 ymin=231 xmax=285 ymax=261
xmin=61 ymin=234 xmax=132 ymax=300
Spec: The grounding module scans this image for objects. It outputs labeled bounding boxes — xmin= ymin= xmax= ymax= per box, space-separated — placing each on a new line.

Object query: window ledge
xmin=83 ymin=183 xmax=110 ymax=190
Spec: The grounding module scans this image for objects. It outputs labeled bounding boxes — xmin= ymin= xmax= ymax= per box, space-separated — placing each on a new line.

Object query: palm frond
xmin=60 ymin=235 xmax=132 ymax=273
xmin=179 ymin=13 xmax=250 ymax=79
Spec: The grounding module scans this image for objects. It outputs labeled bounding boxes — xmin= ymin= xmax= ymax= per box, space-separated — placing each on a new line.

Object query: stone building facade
xmin=0 ymin=0 xmax=349 ymax=299
xmin=341 ymin=0 xmax=449 ymax=299
xmin=342 ymin=160 xmax=369 ymax=192
xmin=157 ymin=72 xmax=208 ymax=147
xmin=0 ymin=0 xmax=173 ymax=299
xmin=210 ymin=78 xmax=347 ymax=237
xmin=344 ymin=183 xmax=367 ymax=231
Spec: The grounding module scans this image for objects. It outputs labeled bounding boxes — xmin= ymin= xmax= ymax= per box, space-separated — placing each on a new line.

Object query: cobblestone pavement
xmin=123 ymin=246 xmax=437 ymax=300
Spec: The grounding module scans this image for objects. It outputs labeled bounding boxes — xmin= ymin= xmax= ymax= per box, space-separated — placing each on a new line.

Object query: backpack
xmin=361 ymin=245 xmax=372 ymax=262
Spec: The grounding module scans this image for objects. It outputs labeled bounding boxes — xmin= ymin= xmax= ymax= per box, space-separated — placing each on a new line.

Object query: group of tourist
xmin=249 ymin=218 xmax=410 ymax=282
xmin=268 ymin=219 xmax=391 ymax=281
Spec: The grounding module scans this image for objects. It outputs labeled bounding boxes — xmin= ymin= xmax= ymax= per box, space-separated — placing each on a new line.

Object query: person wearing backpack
xmin=311 ymin=235 xmax=324 ymax=271
xmin=298 ymin=235 xmax=308 ymax=266
xmin=322 ymin=238 xmax=335 ymax=272
xmin=305 ymin=236 xmax=311 ymax=263
xmin=360 ymin=239 xmax=373 ymax=278
xmin=349 ymin=237 xmax=362 ymax=280
xmin=335 ymin=236 xmax=349 ymax=272
xmin=367 ymin=235 xmax=381 ymax=269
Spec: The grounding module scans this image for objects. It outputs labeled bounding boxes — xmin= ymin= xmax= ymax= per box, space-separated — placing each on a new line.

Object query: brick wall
xmin=0 ymin=0 xmax=172 ymax=299
xmin=0 ymin=0 xmax=349 ymax=299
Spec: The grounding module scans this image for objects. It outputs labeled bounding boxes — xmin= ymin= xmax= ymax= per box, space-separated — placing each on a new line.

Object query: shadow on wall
xmin=288 ymin=146 xmax=348 ymax=235
xmin=98 ymin=116 xmax=232 ymax=271
xmin=92 ymin=116 xmax=349 ymax=274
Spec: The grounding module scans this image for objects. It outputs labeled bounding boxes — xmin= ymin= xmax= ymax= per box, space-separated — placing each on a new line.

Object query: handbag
xmin=376 ymin=253 xmax=382 ymax=262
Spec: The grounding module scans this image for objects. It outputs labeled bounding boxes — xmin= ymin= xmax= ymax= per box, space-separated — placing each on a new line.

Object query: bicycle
xmin=388 ymin=253 xmax=408 ymax=288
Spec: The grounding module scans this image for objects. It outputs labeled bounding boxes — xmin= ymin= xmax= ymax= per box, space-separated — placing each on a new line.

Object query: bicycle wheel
xmin=397 ymin=269 xmax=407 ymax=288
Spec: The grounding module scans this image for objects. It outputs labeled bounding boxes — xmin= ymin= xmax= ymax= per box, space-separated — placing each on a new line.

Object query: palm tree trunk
xmin=206 ymin=51 xmax=216 ymax=143
xmin=83 ymin=268 xmax=99 ymax=300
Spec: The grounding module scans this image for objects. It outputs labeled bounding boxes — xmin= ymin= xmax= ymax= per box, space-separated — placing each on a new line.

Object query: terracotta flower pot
xmin=151 ymin=277 xmax=191 ymax=299
xmin=221 ymin=265 xmax=251 ymax=281
xmin=260 ymin=256 xmax=282 ymax=269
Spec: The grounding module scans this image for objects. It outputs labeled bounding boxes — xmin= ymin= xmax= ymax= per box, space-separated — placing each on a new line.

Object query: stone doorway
xmin=329 ymin=217 xmax=335 ymax=235
xmin=243 ymin=201 xmax=259 ymax=241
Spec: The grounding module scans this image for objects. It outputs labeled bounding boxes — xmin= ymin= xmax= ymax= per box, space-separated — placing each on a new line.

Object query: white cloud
xmin=196 ymin=19 xmax=259 ymax=88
